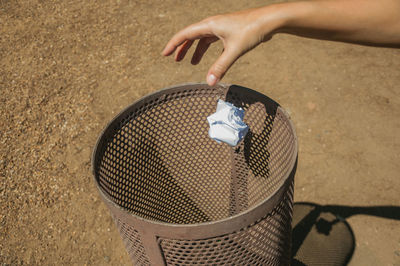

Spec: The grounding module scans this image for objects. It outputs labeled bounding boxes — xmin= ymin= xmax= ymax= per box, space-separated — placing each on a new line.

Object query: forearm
xmin=263 ymin=0 xmax=400 ymax=47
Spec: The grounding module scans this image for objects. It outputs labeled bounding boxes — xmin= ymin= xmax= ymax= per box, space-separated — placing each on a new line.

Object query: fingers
xmin=174 ymin=40 xmax=194 ymax=61
xmin=162 ymin=22 xmax=212 ymax=56
xmin=162 ymin=18 xmax=239 ymax=86
xmin=191 ymin=37 xmax=218 ymax=65
xmin=207 ymin=48 xmax=240 ymax=86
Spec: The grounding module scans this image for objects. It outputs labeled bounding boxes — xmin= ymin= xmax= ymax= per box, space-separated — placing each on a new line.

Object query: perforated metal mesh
xmin=159 ymin=183 xmax=294 ymax=265
xmin=92 ymin=83 xmax=297 ymax=265
xmin=114 ymin=215 xmax=151 ymax=265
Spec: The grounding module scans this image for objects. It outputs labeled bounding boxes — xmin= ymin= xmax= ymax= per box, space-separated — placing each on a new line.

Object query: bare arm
xmin=162 ymin=0 xmax=400 ymax=86
xmin=278 ymin=0 xmax=400 ymax=47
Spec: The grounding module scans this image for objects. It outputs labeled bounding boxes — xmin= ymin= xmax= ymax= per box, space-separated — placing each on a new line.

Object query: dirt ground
xmin=1 ymin=0 xmax=399 ymax=265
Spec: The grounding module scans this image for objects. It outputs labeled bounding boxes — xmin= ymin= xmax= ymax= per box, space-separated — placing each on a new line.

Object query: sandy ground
xmin=1 ymin=0 xmax=400 ymax=265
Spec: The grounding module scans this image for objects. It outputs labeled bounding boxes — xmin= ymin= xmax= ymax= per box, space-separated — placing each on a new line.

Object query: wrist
xmin=257 ymin=2 xmax=312 ymax=37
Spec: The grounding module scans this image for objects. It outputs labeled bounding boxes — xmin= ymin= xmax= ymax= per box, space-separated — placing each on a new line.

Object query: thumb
xmin=207 ymin=48 xmax=239 ymax=86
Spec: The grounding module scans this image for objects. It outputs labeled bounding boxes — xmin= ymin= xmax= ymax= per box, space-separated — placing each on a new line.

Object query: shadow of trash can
xmin=92 ymin=83 xmax=298 ymax=265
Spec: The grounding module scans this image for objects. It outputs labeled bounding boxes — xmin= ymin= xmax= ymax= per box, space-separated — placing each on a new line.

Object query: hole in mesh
xmin=95 ymin=85 xmax=296 ymax=225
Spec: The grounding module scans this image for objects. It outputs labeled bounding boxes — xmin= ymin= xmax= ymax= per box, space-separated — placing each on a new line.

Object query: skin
xmin=162 ymin=0 xmax=400 ymax=86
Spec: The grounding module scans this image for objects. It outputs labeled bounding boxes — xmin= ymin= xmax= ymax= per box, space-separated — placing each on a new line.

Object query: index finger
xmin=162 ymin=21 xmax=214 ymax=56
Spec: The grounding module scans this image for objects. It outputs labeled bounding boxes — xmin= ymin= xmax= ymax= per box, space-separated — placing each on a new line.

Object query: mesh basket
xmin=92 ymin=83 xmax=298 ymax=265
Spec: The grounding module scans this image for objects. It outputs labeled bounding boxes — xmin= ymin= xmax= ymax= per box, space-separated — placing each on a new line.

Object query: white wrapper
xmin=207 ymin=100 xmax=249 ymax=146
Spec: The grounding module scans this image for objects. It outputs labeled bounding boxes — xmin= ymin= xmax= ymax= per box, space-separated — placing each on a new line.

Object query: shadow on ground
xmin=291 ymin=202 xmax=400 ymax=266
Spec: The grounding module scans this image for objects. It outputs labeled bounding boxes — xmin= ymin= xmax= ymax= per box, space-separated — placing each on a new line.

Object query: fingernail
xmin=207 ymin=74 xmax=218 ymax=86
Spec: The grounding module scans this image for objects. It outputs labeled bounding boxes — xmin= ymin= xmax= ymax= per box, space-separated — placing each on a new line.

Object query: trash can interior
xmin=93 ymin=83 xmax=297 ymax=225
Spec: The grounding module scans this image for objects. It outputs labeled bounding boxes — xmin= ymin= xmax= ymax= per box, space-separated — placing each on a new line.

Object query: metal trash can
xmin=92 ymin=83 xmax=298 ymax=265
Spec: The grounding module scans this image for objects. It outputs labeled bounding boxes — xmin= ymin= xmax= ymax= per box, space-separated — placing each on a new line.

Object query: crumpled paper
xmin=207 ymin=99 xmax=249 ymax=146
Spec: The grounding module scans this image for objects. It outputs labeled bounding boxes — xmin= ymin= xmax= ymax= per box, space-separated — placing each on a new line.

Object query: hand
xmin=162 ymin=7 xmax=283 ymax=86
